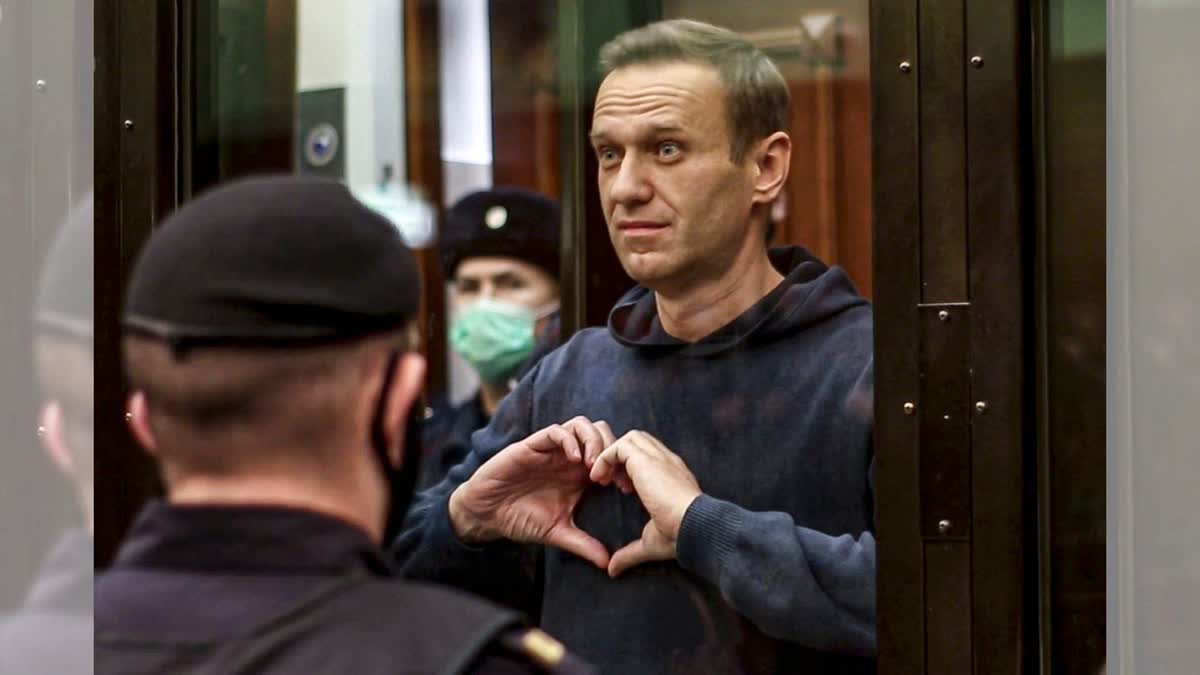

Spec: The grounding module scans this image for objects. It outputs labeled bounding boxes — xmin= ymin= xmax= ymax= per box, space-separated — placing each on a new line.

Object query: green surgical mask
xmin=450 ymin=298 xmax=550 ymax=385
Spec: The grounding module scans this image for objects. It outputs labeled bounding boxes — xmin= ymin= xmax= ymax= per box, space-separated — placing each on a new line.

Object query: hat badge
xmin=484 ymin=205 xmax=508 ymax=229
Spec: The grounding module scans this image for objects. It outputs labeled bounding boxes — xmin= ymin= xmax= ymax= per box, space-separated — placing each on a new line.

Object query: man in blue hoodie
xmin=394 ymin=19 xmax=876 ymax=674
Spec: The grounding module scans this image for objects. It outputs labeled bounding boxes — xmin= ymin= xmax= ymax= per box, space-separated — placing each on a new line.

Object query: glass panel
xmin=533 ymin=4 xmax=877 ymax=671
xmin=0 ymin=0 xmax=94 ymax=669
xmin=189 ymin=0 xmax=300 ymax=192
xmin=439 ymin=0 xmax=501 ymax=408
xmin=661 ymin=0 xmax=873 ymax=297
xmin=173 ymin=3 xmax=877 ymax=672
xmin=1042 ymin=1 xmax=1106 ymax=673
xmin=1109 ymin=1 xmax=1200 ymax=674
xmin=185 ymin=0 xmax=565 ymax=407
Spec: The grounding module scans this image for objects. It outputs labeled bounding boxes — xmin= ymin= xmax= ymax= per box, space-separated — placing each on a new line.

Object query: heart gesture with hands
xmin=448 ymin=418 xmax=701 ymax=578
xmin=448 ymin=417 xmax=616 ymax=569
xmin=589 ymin=430 xmax=702 ymax=578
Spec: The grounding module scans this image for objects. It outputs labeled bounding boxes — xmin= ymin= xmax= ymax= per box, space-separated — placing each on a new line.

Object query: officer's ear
xmin=38 ymin=400 xmax=75 ymax=477
xmin=384 ymin=351 xmax=427 ymax=466
xmin=126 ymin=390 xmax=160 ymax=456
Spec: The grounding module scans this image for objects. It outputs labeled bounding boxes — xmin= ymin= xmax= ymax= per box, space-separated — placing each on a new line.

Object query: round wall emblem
xmin=304 ymin=123 xmax=340 ymax=167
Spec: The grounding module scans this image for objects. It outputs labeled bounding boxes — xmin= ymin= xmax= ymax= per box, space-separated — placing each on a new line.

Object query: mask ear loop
xmin=506 ymin=306 xmax=560 ymax=391
xmin=370 ymin=350 xmax=401 ymax=480
xmin=371 ymin=349 xmax=424 ymax=546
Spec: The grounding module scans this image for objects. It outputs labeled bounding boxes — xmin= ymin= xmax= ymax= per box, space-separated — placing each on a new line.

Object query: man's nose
xmin=609 ymin=155 xmax=652 ymax=205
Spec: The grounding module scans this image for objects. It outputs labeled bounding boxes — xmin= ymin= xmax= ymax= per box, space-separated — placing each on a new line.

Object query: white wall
xmin=298 ymin=0 xmax=493 ymax=404
xmin=439 ymin=0 xmax=494 ymax=404
xmin=296 ymin=0 xmax=349 ymax=91
xmin=1107 ymin=1 xmax=1200 ymax=672
xmin=438 ymin=0 xmax=493 ymax=178
xmin=297 ymin=0 xmax=405 ymax=188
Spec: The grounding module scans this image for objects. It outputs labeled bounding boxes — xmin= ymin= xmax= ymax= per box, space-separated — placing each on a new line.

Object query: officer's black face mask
xmin=370 ymin=351 xmax=423 ymax=546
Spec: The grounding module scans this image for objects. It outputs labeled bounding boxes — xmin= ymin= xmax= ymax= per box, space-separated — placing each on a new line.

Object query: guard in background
xmin=94 ymin=176 xmax=591 ymax=675
xmin=422 ymin=187 xmax=562 ymax=491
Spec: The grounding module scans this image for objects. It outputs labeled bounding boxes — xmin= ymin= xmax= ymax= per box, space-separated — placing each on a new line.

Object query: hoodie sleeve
xmin=675 ymin=493 xmax=876 ymax=657
xmin=389 ymin=366 xmax=544 ymax=613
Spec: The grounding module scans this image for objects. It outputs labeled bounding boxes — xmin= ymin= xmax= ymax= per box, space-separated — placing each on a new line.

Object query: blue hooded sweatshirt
xmin=393 ymin=246 xmax=876 ymax=674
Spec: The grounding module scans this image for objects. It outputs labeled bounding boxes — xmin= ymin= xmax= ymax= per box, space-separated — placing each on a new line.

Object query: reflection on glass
xmin=0 ymin=1 xmax=94 ymax=671
xmin=1109 ymin=1 xmax=1200 ymax=674
xmin=1043 ymin=0 xmax=1105 ymax=673
xmin=663 ymin=0 xmax=872 ymax=297
xmin=177 ymin=4 xmax=877 ymax=672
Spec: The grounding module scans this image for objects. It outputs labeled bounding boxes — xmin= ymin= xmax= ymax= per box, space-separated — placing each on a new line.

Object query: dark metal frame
xmin=870 ymin=0 xmax=924 ymax=670
xmin=178 ymin=0 xmax=207 ymax=201
xmin=94 ymin=0 xmax=179 ymax=566
xmin=872 ymin=0 xmax=1034 ymax=672
xmin=965 ymin=2 xmax=1033 ymax=672
xmin=1029 ymin=2 xmax=1054 ymax=672
xmin=556 ymin=0 xmax=588 ymax=335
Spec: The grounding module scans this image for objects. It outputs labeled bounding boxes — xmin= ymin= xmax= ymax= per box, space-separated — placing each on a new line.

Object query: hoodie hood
xmin=608 ymin=246 xmax=868 ymax=357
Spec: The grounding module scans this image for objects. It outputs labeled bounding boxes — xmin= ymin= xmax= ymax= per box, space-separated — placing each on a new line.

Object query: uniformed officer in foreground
xmin=94 ymin=176 xmax=591 ymax=675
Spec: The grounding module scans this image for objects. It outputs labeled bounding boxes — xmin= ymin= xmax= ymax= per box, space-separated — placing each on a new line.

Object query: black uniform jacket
xmin=95 ymin=501 xmax=592 ymax=675
xmin=420 ymin=394 xmax=488 ymax=492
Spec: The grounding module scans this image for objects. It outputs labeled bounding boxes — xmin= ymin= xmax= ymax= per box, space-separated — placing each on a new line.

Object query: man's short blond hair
xmin=598 ymin=19 xmax=790 ymax=162
xmin=123 ymin=329 xmax=413 ymax=474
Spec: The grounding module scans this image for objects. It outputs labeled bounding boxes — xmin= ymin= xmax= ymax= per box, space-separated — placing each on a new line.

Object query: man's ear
xmin=38 ymin=401 xmax=75 ymax=477
xmin=126 ymin=390 xmax=160 ymax=456
xmin=384 ymin=352 xmax=427 ymax=467
xmin=751 ymin=131 xmax=792 ymax=206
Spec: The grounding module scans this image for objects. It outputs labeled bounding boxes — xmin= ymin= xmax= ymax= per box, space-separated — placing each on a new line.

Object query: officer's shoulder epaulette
xmin=496 ymin=628 xmax=596 ymax=675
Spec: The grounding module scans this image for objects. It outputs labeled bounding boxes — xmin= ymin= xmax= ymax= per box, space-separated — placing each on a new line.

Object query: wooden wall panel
xmin=404 ymin=0 xmax=448 ymax=400
xmin=490 ymin=0 xmax=560 ymax=199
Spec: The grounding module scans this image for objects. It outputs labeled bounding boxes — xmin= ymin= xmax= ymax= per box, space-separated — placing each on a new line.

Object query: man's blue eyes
xmin=597 ymin=144 xmax=681 ymax=161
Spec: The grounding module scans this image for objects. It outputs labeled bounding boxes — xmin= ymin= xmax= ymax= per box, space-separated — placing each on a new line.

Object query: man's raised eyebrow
xmin=648 ymin=123 xmax=686 ymax=135
xmin=590 ymin=123 xmax=687 ymax=143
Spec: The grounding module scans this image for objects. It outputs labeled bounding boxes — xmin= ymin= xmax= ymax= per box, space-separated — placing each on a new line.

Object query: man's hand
xmin=448 ymin=417 xmax=614 ymax=570
xmin=589 ymin=430 xmax=702 ymax=578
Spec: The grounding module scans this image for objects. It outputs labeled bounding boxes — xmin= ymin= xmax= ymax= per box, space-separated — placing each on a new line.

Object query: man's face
xmin=591 ymin=61 xmax=758 ymax=292
xmin=452 ymin=256 xmax=559 ymax=315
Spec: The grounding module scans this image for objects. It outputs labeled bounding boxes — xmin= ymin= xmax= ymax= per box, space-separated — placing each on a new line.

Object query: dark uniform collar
xmin=113 ymin=500 xmax=395 ymax=576
xmin=455 ymin=393 xmax=489 ymax=434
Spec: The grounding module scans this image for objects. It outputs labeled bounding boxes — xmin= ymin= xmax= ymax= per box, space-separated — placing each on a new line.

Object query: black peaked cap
xmin=440 ymin=187 xmax=560 ymax=279
xmin=124 ymin=175 xmax=420 ymax=346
